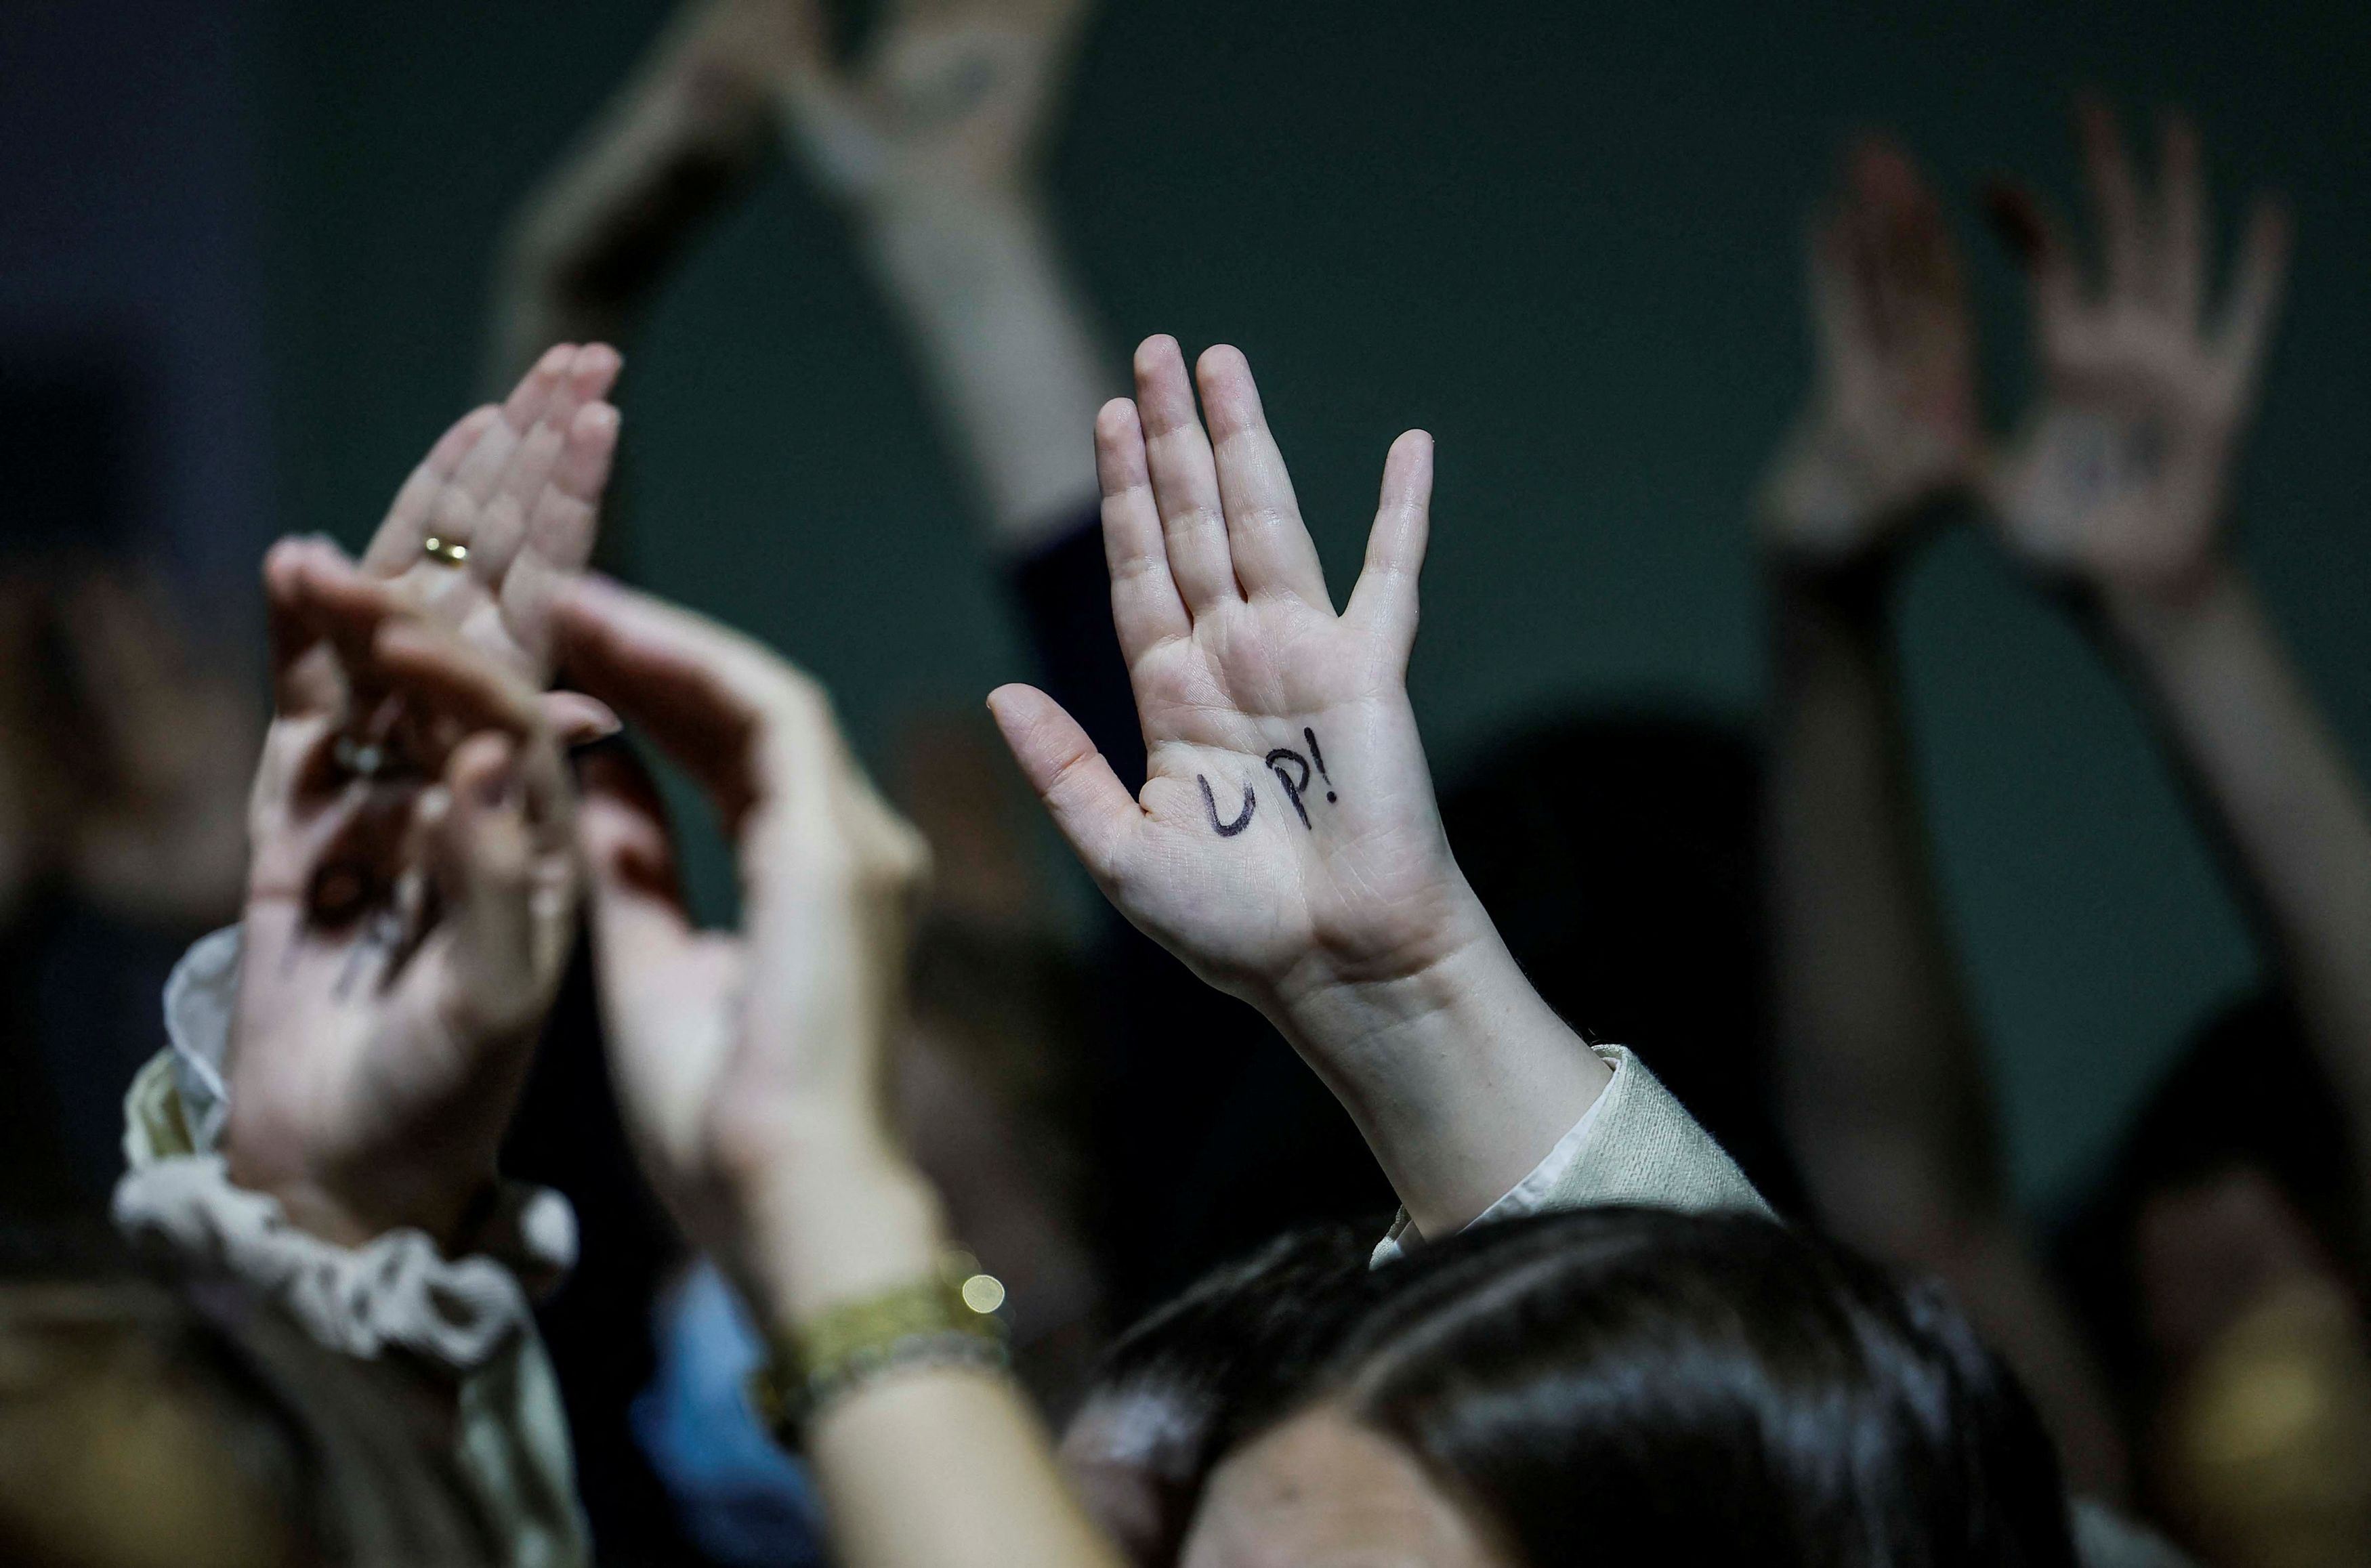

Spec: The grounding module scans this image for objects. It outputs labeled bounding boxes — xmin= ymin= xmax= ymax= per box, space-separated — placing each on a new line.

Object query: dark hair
xmin=1237 ymin=1208 xmax=2076 ymax=1568
xmin=1441 ymin=711 xmax=1806 ymax=1210
xmin=1065 ymin=1225 xmax=1381 ymax=1565
xmin=1091 ymin=1223 xmax=1379 ymax=1468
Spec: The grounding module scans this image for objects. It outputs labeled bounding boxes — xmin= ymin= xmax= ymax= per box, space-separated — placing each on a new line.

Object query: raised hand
xmin=358 ymin=341 xmax=623 ymax=681
xmin=1984 ymin=104 xmax=2290 ymax=599
xmin=988 ymin=337 xmax=1462 ymax=1007
xmin=553 ymin=578 xmax=933 ymax=1310
xmin=777 ymin=0 xmax=1093 ymax=205
xmin=1761 ymin=137 xmax=1981 ymax=562
xmin=222 ymin=541 xmax=587 ymax=1248
xmin=988 ymin=338 xmax=1604 ymax=1236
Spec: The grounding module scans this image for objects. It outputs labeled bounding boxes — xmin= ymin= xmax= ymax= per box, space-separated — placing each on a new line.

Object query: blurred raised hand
xmin=987 ymin=336 xmax=1606 ymax=1237
xmin=776 ymin=0 xmax=1092 ymax=207
xmin=1984 ymin=104 xmax=2290 ymax=600
xmin=222 ymin=541 xmax=592 ymax=1248
xmin=358 ymin=341 xmax=622 ymax=680
xmin=59 ymin=572 xmax=258 ymax=929
xmin=1760 ymin=137 xmax=1981 ymax=564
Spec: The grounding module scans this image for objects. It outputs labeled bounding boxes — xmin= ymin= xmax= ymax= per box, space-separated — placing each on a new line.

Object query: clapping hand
xmin=555 ymin=578 xmax=935 ymax=1315
xmin=1984 ymin=104 xmax=2289 ymax=601
xmin=222 ymin=543 xmax=589 ymax=1248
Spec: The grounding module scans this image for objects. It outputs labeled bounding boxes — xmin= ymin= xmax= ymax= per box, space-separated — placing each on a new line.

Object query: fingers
xmin=2217 ymin=196 xmax=2292 ymax=392
xmin=1344 ymin=431 xmax=1433 ymax=657
xmin=2079 ymin=98 xmax=2147 ymax=300
xmin=265 ymin=535 xmax=381 ymax=715
xmin=1095 ymin=397 xmax=1191 ymax=662
xmin=476 ymin=346 xmax=625 ymax=585
xmin=985 ymin=683 xmax=1137 ymax=883
xmin=366 ymin=406 xmax=501 ymax=573
xmin=1196 ymin=345 xmax=1331 ymax=606
xmin=1134 ymin=335 xmax=1238 ymax=612
xmin=552 ymin=574 xmax=824 ymax=830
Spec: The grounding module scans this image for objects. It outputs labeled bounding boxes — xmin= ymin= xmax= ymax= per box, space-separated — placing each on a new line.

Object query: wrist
xmin=1261 ymin=894 xmax=1612 ymax=1237
xmin=719 ymin=1114 xmax=951 ymax=1328
xmin=222 ymin=1140 xmax=495 ymax=1254
xmin=2095 ymin=552 xmax=2246 ymax=648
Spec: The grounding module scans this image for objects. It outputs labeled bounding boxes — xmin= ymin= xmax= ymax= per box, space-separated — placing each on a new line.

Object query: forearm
xmin=856 ymin=192 xmax=1116 ymax=550
xmin=733 ymin=1122 xmax=1120 ymax=1568
xmin=2103 ymin=564 xmax=2371 ymax=1158
xmin=488 ymin=47 xmax=768 ymax=389
xmin=1266 ymin=903 xmax=1612 ymax=1243
xmin=1765 ymin=557 xmax=2006 ymax=1235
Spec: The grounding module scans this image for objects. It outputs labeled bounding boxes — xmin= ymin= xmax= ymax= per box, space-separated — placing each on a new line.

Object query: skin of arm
xmin=988 ymin=335 xmax=1610 ymax=1243
xmin=488 ymin=0 xmax=803 ymax=389
xmin=1761 ymin=139 xmax=2128 ymax=1496
xmin=777 ymin=0 xmax=1117 ymax=549
xmin=1985 ymin=111 xmax=2371 ymax=1221
xmin=554 ymin=577 xmax=1120 ymax=1568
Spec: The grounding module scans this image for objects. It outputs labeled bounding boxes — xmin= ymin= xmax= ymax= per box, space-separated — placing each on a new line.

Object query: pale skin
xmin=549 ymin=576 xmax=1122 ymax=1568
xmin=1760 ymin=135 xmax=2130 ymax=1497
xmin=221 ymin=344 xmax=623 ymax=1247
xmin=988 ymin=335 xmax=1609 ymax=1242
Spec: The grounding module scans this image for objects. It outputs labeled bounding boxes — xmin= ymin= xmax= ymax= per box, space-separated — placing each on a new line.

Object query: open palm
xmin=1985 ymin=106 xmax=2288 ymax=595
xmin=358 ymin=341 xmax=622 ymax=680
xmin=990 ymin=337 xmax=1465 ymax=1007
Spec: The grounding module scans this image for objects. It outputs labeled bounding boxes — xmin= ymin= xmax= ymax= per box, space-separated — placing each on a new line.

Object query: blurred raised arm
xmin=1986 ymin=108 xmax=2371 ymax=1227
xmin=778 ymin=0 xmax=1117 ymax=549
xmin=553 ymin=578 xmax=1120 ymax=1568
xmin=1761 ymin=140 xmax=2127 ymax=1496
xmin=490 ymin=0 xmax=803 ymax=386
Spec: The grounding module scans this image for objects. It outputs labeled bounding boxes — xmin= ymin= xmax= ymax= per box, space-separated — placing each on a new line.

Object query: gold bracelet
xmin=747 ymin=1250 xmax=1010 ymax=1441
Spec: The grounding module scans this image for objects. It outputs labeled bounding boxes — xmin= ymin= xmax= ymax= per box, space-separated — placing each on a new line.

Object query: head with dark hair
xmin=1441 ymin=712 xmax=1805 ymax=1209
xmin=1183 ymin=1208 xmax=2076 ymax=1568
xmin=1059 ymin=1225 xmax=1380 ymax=1565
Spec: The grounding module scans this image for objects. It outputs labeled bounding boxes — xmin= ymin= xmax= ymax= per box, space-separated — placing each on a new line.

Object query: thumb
xmin=986 ymin=683 xmax=1137 ymax=885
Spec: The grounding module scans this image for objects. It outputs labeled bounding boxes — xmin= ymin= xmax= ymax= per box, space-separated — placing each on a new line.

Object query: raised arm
xmin=1761 ymin=140 xmax=2127 ymax=1496
xmin=1984 ymin=109 xmax=2371 ymax=1216
xmin=553 ymin=578 xmax=1119 ymax=1568
xmin=490 ymin=0 xmax=800 ymax=387
xmin=987 ymin=335 xmax=1611 ymax=1240
xmin=777 ymin=0 xmax=1115 ymax=549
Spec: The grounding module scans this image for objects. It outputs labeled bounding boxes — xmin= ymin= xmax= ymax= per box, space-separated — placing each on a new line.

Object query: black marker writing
xmin=1199 ymin=774 xmax=1256 ymax=837
xmin=1267 ymin=748 xmax=1314 ymax=830
xmin=1304 ymin=727 xmax=1335 ymax=803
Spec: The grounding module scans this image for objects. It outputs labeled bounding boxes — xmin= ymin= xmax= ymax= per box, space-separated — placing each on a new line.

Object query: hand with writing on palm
xmin=1984 ymin=104 xmax=2289 ymax=602
xmin=988 ymin=336 xmax=1477 ymax=1019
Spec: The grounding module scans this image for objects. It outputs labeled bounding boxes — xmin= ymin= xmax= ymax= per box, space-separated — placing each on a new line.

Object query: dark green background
xmin=257 ymin=1 xmax=2371 ymax=1209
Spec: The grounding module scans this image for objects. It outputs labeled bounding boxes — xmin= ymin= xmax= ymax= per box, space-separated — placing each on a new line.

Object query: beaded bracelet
xmin=747 ymin=1250 xmax=1011 ymax=1441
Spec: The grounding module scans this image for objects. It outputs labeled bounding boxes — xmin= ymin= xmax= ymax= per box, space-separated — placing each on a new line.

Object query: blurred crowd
xmin=4 ymin=3 xmax=2369 ymax=1567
